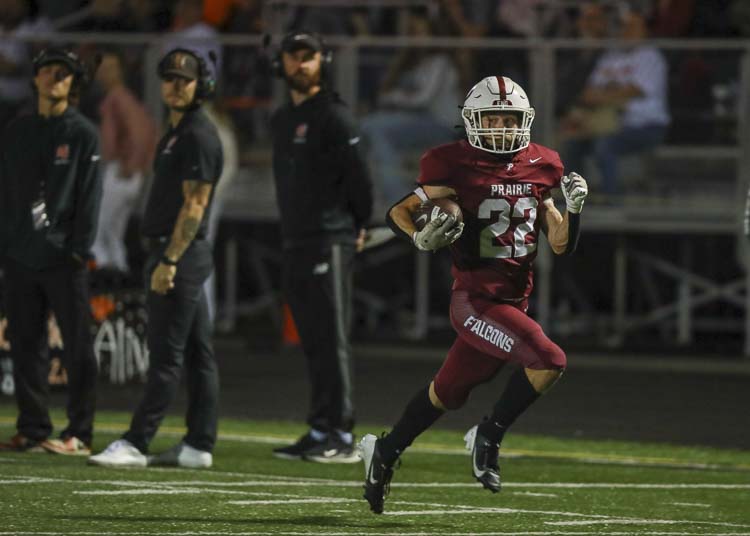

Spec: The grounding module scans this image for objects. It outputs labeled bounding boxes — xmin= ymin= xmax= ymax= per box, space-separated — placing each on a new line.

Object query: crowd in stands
xmin=2 ymin=0 xmax=749 ymax=38
xmin=0 ymin=0 xmax=744 ymax=267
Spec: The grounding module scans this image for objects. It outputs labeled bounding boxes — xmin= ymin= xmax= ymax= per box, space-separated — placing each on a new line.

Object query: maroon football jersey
xmin=417 ymin=140 xmax=563 ymax=302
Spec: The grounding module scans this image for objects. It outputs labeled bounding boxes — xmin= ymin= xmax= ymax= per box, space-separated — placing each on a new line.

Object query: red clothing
xmin=433 ymin=290 xmax=566 ymax=408
xmin=417 ymin=140 xmax=563 ymax=302
xmin=98 ymin=86 xmax=157 ymax=176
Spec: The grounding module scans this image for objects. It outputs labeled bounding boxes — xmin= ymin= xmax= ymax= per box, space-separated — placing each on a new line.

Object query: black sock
xmin=379 ymin=385 xmax=444 ymax=465
xmin=477 ymin=367 xmax=540 ymax=445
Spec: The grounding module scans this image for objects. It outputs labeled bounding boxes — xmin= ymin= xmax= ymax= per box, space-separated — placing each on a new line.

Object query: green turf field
xmin=0 ymin=405 xmax=749 ymax=535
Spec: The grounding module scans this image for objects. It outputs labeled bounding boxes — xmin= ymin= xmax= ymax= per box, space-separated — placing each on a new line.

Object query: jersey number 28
xmin=478 ymin=197 xmax=537 ymax=259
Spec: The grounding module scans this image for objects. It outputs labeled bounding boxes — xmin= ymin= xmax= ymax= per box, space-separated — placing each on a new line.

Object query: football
xmin=412 ymin=197 xmax=463 ymax=231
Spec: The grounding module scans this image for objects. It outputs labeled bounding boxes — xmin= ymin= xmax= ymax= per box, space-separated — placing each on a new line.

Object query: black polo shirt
xmin=0 ymin=107 xmax=101 ymax=269
xmin=142 ymin=109 xmax=223 ymax=239
xmin=271 ymin=90 xmax=372 ymax=247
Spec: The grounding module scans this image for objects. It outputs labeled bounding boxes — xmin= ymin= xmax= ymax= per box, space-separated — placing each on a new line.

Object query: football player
xmin=360 ymin=76 xmax=588 ymax=513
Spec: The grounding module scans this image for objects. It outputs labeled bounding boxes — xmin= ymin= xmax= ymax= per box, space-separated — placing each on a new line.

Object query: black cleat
xmin=464 ymin=425 xmax=501 ymax=493
xmin=359 ymin=434 xmax=396 ymax=514
xmin=273 ymin=431 xmax=326 ymax=460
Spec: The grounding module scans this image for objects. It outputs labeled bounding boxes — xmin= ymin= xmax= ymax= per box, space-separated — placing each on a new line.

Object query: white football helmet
xmin=462 ymin=76 xmax=535 ymax=154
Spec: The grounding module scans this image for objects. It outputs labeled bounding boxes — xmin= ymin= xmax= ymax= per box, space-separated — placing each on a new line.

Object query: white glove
xmin=413 ymin=212 xmax=464 ymax=251
xmin=561 ymin=172 xmax=588 ymax=214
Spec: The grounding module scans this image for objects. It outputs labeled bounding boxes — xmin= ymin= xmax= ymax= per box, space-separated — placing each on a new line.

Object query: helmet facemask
xmin=463 ymin=106 xmax=535 ymax=154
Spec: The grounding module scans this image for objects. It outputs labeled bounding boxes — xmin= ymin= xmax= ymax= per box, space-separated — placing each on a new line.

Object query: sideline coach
xmin=270 ymin=31 xmax=373 ymax=463
xmin=0 ymin=48 xmax=101 ymax=455
xmin=90 ymin=48 xmax=223 ymax=469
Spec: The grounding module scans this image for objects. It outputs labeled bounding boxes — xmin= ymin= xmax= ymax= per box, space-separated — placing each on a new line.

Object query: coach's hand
xmin=151 ymin=262 xmax=177 ymax=295
xmin=356 ymin=228 xmax=367 ymax=253
xmin=413 ymin=213 xmax=464 ymax=251
xmin=562 ymin=172 xmax=588 ymax=214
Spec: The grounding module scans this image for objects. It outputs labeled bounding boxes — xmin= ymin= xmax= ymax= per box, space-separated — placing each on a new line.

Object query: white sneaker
xmin=88 ymin=439 xmax=147 ymax=467
xmin=148 ymin=442 xmax=212 ymax=468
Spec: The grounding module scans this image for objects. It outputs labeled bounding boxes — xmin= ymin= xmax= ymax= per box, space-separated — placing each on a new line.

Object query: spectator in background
xmin=651 ymin=0 xmax=695 ymax=37
xmin=560 ymin=6 xmax=669 ymax=200
xmin=44 ymin=0 xmax=163 ymax=32
xmin=361 ymin=8 xmax=461 ymax=206
xmin=440 ymin=0 xmax=531 ymax=89
xmin=496 ymin=0 xmax=541 ymax=37
xmin=203 ymin=0 xmax=237 ymax=29
xmin=439 ymin=0 xmax=496 ymax=87
xmin=123 ymin=0 xmax=162 ymax=32
xmin=163 ymin=0 xmax=222 ymax=79
xmin=0 ymin=0 xmax=53 ymax=124
xmin=91 ymin=50 xmax=157 ymax=276
xmin=221 ymin=0 xmax=268 ymax=145
xmin=556 ymin=2 xmax=610 ymax=118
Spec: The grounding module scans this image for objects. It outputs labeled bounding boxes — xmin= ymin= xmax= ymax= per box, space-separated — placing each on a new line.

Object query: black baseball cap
xmin=281 ymin=31 xmax=324 ymax=54
xmin=33 ymin=48 xmax=82 ymax=76
xmin=160 ymin=49 xmax=200 ymax=80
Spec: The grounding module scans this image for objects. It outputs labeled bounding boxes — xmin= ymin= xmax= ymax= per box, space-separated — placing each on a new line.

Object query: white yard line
xmin=76 ymin=488 xmax=317 ymax=498
xmin=7 ymin=473 xmax=750 ymax=490
xmin=670 ymin=502 xmax=712 ymax=508
xmin=390 ymin=501 xmax=613 ymax=519
xmin=0 ymin=477 xmax=59 ymax=484
xmin=549 ymin=520 xmax=750 ymax=529
xmin=227 ymin=498 xmax=358 ymax=505
xmin=0 ymin=529 xmax=750 ymax=536
xmin=76 ymin=488 xmax=206 ymax=495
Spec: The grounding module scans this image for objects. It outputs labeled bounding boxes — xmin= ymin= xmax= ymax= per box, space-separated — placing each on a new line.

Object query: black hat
xmin=160 ymin=49 xmax=200 ymax=80
xmin=33 ymin=48 xmax=84 ymax=77
xmin=280 ymin=32 xmax=324 ymax=54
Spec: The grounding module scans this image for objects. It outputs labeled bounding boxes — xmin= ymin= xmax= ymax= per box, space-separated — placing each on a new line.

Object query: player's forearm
xmin=386 ymin=203 xmax=418 ymax=243
xmin=546 ymin=211 xmax=569 ymax=255
xmin=164 ymin=202 xmax=205 ymax=262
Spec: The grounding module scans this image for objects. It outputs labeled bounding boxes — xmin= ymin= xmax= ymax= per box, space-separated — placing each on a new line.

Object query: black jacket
xmin=0 ymin=107 xmax=102 ymax=269
xmin=271 ymin=90 xmax=373 ymax=247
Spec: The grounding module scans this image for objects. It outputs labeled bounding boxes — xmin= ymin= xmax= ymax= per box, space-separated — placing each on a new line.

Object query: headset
xmin=157 ymin=48 xmax=217 ymax=103
xmin=269 ymin=31 xmax=333 ymax=80
xmin=32 ymin=47 xmax=89 ymax=85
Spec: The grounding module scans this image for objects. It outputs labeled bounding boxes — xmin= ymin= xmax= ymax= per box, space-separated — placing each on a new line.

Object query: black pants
xmin=3 ymin=258 xmax=97 ymax=444
xmin=283 ymin=242 xmax=355 ymax=433
xmin=123 ymin=239 xmax=218 ymax=453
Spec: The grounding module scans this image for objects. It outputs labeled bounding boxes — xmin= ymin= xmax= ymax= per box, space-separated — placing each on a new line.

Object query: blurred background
xmin=0 ymin=0 xmax=748 ymax=448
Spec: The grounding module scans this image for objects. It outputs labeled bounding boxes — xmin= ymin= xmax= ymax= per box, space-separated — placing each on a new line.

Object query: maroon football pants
xmin=433 ymin=290 xmax=566 ymax=409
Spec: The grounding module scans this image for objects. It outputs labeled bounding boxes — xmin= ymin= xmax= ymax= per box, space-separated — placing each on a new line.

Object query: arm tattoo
xmin=181 ymin=216 xmax=201 ymax=242
xmin=163 ymin=180 xmax=214 ymax=262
